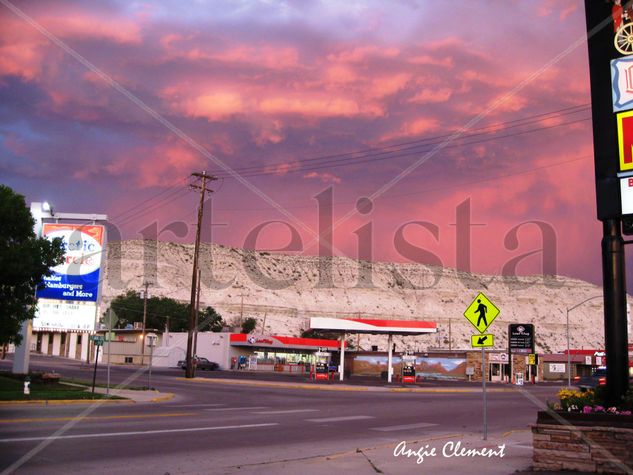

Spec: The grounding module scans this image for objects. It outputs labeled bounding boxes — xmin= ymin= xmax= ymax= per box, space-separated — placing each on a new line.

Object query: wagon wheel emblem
xmin=615 ymin=23 xmax=633 ymax=55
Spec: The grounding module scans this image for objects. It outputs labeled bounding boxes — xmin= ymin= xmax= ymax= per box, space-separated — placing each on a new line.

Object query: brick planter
xmin=532 ymin=411 xmax=633 ymax=473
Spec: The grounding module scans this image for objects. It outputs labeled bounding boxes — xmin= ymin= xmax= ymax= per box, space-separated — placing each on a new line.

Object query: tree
xmin=107 ymin=291 xmax=191 ymax=331
xmin=300 ymin=328 xmax=341 ymax=340
xmin=105 ymin=292 xmax=224 ymax=333
xmin=198 ymin=306 xmax=225 ymax=332
xmin=0 ymin=186 xmax=64 ymax=345
xmin=241 ymin=317 xmax=257 ymax=334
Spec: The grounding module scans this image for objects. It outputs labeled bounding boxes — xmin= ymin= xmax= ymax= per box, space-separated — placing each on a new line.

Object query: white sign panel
xmin=549 ymin=363 xmax=566 ymax=373
xmin=621 ymin=177 xmax=633 ymax=214
xmin=488 ymin=352 xmax=509 ymax=363
xmin=612 ymin=56 xmax=633 ymax=112
xmin=33 ymin=299 xmax=97 ymax=331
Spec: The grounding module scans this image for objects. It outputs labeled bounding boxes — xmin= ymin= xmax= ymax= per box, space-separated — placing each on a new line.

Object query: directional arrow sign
xmin=471 ymin=334 xmax=494 ymax=348
xmin=463 ymin=292 xmax=500 ymax=334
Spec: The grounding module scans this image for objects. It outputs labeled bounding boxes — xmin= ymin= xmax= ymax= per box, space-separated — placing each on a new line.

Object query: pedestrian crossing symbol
xmin=463 ymin=292 xmax=500 ymax=334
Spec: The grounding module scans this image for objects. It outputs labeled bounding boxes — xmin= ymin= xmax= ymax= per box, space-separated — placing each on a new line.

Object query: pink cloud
xmin=327 ymin=45 xmax=400 ymax=63
xmin=181 ymin=91 xmax=245 ymax=120
xmin=408 ymin=87 xmax=453 ymax=104
xmin=259 ymin=95 xmax=366 ymax=117
xmin=105 ymin=142 xmax=201 ymax=188
xmin=303 ymin=171 xmax=342 ymax=184
xmin=43 ymin=13 xmax=142 ymax=44
xmin=380 ymin=117 xmax=441 ymax=141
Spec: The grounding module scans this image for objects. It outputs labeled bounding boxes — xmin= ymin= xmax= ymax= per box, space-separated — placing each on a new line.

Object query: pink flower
xmin=594 ymin=405 xmax=605 ymax=412
xmin=621 ymin=410 xmax=632 ymax=416
xmin=583 ymin=406 xmax=593 ymax=414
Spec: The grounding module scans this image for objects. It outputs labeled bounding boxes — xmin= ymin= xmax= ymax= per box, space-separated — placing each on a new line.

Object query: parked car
xmin=177 ymin=357 xmax=219 ymax=371
xmin=574 ymin=367 xmax=607 ymax=390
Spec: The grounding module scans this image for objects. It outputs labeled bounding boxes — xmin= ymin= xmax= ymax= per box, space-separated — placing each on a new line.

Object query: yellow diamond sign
xmin=463 ymin=292 xmax=500 ymax=334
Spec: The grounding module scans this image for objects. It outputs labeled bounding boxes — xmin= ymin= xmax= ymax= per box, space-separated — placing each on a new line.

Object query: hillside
xmin=101 ymin=240 xmax=632 ymax=353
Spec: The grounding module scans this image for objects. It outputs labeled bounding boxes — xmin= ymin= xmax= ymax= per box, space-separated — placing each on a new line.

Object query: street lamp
xmin=566 ymin=295 xmax=602 ymax=387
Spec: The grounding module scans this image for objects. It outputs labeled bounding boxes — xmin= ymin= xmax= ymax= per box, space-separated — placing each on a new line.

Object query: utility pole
xmin=186 ymin=171 xmax=216 ymax=378
xmin=193 ymin=267 xmax=201 ymax=358
xmin=448 ymin=318 xmax=452 ymax=351
xmin=141 ymin=281 xmax=150 ymax=365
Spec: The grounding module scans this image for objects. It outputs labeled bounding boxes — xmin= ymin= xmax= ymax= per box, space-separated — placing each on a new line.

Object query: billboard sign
xmin=33 ymin=299 xmax=97 ymax=331
xmin=36 ymin=224 xmax=105 ymax=302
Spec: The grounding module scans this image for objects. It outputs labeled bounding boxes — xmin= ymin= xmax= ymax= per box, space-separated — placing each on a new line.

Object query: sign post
xmin=584 ymin=0 xmax=631 ymax=405
xmin=464 ymin=292 xmax=500 ymax=441
xmin=90 ymin=335 xmax=104 ymax=394
xmin=146 ymin=333 xmax=157 ymax=389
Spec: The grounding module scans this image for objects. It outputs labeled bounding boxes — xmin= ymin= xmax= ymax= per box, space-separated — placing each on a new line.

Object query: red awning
xmin=229 ymin=333 xmax=341 ymax=350
xmin=310 ymin=317 xmax=437 ymax=335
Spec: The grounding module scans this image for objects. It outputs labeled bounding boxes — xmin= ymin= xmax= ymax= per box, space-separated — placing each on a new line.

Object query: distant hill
xmin=102 ymin=240 xmax=632 ymax=354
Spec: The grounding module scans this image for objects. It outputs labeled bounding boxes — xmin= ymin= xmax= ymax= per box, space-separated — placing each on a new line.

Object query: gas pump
xmin=401 ymin=352 xmax=417 ymax=384
xmin=313 ymin=349 xmax=330 ymax=381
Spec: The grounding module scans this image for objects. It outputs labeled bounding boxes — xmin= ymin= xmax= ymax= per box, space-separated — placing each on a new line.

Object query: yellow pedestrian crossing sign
xmin=471 ymin=334 xmax=494 ymax=348
xmin=463 ymin=292 xmax=500 ymax=333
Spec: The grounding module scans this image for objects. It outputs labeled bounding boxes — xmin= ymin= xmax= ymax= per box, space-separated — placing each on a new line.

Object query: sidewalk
xmin=215 ymin=429 xmax=537 ymax=475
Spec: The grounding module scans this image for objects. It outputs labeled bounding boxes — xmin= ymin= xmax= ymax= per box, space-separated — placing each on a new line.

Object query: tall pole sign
xmin=584 ymin=0 xmax=631 ymax=405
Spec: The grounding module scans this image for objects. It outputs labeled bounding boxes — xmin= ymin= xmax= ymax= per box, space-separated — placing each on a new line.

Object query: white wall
xmin=164 ymin=332 xmax=234 ymax=369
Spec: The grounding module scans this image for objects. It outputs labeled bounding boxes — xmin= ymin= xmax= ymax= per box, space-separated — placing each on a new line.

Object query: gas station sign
xmin=617 ymin=110 xmax=633 ymax=171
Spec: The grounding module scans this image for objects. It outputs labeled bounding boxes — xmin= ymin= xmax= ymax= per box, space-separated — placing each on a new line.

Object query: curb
xmin=0 ymin=398 xmax=133 ymax=406
xmin=177 ymin=377 xmax=517 ymax=393
xmin=150 ymin=392 xmax=175 ymax=403
xmin=178 ymin=377 xmax=371 ymax=392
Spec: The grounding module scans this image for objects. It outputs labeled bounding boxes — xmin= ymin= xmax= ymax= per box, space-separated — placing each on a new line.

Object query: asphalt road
xmin=0 ymin=356 xmax=561 ymax=474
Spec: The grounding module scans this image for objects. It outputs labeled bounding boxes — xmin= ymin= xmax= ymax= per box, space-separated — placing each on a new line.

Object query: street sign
xmin=508 ymin=324 xmax=534 ymax=355
xmin=528 ymin=353 xmax=537 ymax=365
xmin=463 ymin=292 xmax=500 ymax=333
xmin=471 ymin=334 xmax=494 ymax=348
xmin=92 ymin=336 xmax=104 ymax=346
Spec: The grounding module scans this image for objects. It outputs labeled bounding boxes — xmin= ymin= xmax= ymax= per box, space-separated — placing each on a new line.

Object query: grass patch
xmin=0 ymin=374 xmax=124 ymax=401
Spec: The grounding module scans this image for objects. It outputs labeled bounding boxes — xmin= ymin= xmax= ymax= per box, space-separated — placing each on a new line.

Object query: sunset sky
xmin=1 ymin=1 xmax=618 ymax=289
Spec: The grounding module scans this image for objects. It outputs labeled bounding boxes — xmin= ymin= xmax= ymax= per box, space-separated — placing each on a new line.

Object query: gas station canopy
xmin=309 ymin=317 xmax=437 ymax=384
xmin=309 ymin=317 xmax=437 ymax=335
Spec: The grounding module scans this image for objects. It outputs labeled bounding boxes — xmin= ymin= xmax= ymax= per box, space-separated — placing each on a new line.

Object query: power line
xmin=106 ymin=105 xmax=591 ymax=227
xmin=208 ymin=154 xmax=592 ymax=212
xmin=213 ymin=116 xmax=591 ymax=179
xmin=209 ymin=105 xmax=590 ymax=178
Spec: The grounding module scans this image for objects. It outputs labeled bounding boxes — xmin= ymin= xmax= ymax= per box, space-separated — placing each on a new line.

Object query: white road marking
xmin=204 ymin=406 xmax=268 ymax=411
xmin=170 ymin=404 xmax=225 ymax=408
xmin=371 ymin=422 xmax=438 ymax=432
xmin=252 ymin=409 xmax=320 ymax=415
xmin=306 ymin=415 xmax=374 ymax=423
xmin=0 ymin=423 xmax=279 ymax=443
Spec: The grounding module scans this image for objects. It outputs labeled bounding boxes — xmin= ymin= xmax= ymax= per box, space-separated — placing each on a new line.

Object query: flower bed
xmin=532 ymin=411 xmax=633 ymax=473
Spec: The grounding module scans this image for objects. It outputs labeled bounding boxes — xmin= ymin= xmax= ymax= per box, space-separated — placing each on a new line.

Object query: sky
xmin=0 ymin=0 xmax=620 ymax=289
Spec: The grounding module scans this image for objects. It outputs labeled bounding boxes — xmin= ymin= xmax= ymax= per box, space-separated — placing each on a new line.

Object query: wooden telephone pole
xmin=185 ymin=171 xmax=216 ymax=379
